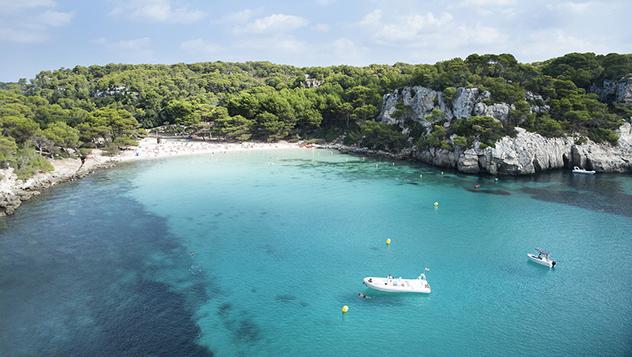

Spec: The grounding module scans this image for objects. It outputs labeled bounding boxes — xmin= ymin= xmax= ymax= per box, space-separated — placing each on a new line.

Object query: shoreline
xmin=0 ymin=138 xmax=300 ymax=216
xmin=2 ymin=134 xmax=630 ymax=217
xmin=319 ymin=122 xmax=632 ymax=176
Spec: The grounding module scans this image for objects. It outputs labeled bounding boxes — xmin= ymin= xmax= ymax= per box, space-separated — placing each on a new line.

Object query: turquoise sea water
xmin=1 ymin=149 xmax=631 ymax=356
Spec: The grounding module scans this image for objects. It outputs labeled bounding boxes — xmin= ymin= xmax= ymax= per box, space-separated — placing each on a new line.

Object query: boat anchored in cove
xmin=363 ymin=269 xmax=431 ymax=294
xmin=572 ymin=166 xmax=596 ymax=174
xmin=528 ymin=248 xmax=557 ymax=268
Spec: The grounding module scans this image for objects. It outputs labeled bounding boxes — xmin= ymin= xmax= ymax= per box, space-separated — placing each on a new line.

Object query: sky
xmin=0 ymin=0 xmax=631 ymax=82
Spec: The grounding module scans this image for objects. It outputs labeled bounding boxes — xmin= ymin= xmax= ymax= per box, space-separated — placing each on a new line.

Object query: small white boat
xmin=572 ymin=166 xmax=595 ymax=174
xmin=527 ymin=248 xmax=556 ymax=268
xmin=363 ymin=270 xmax=431 ymax=294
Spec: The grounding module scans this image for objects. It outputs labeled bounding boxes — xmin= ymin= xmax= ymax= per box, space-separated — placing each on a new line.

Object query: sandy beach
xmin=115 ymin=138 xmax=300 ymax=161
xmin=0 ymin=138 xmax=301 ymax=215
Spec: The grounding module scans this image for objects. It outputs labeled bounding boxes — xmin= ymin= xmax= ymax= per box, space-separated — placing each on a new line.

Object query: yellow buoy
xmin=385 ymin=238 xmax=391 ymax=246
xmin=341 ymin=305 xmax=349 ymax=314
xmin=434 ymin=201 xmax=439 ymax=207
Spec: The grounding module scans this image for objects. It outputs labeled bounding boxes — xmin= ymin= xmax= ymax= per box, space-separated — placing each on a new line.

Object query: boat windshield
xmin=535 ymin=248 xmax=549 ymax=255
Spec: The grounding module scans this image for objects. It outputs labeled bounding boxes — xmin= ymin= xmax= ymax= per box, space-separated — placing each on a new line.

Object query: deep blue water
xmin=1 ymin=149 xmax=631 ymax=356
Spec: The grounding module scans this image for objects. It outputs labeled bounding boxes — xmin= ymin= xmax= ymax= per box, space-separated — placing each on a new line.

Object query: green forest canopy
xmin=1 ymin=52 xmax=631 ymax=177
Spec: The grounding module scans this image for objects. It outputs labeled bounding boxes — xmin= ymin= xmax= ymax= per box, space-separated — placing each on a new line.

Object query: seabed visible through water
xmin=1 ymin=149 xmax=631 ymax=356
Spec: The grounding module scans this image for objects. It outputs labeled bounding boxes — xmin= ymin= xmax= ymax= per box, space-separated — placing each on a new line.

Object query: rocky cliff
xmin=591 ymin=77 xmax=632 ymax=106
xmin=415 ymin=123 xmax=632 ymax=175
xmin=377 ymin=85 xmax=632 ymax=175
xmin=379 ymin=86 xmax=518 ymax=126
xmin=0 ymin=154 xmax=118 ymax=216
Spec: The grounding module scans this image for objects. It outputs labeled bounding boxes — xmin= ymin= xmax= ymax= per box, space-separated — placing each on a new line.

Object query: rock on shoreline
xmin=322 ymin=122 xmax=632 ymax=176
xmin=424 ymin=122 xmax=632 ymax=175
xmin=375 ymin=82 xmax=632 ymax=175
xmin=0 ymin=151 xmax=118 ymax=217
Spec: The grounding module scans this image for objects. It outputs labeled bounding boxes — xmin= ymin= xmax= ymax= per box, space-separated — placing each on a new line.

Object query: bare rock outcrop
xmin=380 ymin=86 xmax=451 ymax=126
xmin=452 ymin=88 xmax=490 ymax=119
xmin=474 ymin=102 xmax=512 ymax=123
xmin=591 ymin=77 xmax=632 ymax=106
xmin=379 ymin=85 xmax=509 ymax=125
xmin=378 ymin=83 xmax=632 ymax=175
xmin=413 ymin=122 xmax=632 ymax=175
xmin=0 ymin=152 xmax=117 ymax=216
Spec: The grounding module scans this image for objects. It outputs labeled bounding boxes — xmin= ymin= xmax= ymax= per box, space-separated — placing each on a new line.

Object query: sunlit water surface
xmin=1 ymin=149 xmax=631 ymax=356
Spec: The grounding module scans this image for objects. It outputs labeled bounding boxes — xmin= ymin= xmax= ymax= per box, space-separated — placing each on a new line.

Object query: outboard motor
xmin=551 ymin=261 xmax=556 ymax=267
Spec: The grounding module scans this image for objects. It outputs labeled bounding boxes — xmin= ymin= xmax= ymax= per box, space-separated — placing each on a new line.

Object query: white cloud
xmin=456 ymin=24 xmax=507 ymax=45
xmin=235 ymin=35 xmax=307 ymax=54
xmin=181 ymin=38 xmax=221 ymax=54
xmin=111 ymin=37 xmax=152 ymax=51
xmin=360 ymin=11 xmax=454 ymax=43
xmin=219 ymin=8 xmax=257 ymax=24
xmin=94 ymin=37 xmax=155 ymax=62
xmin=110 ymin=0 xmax=205 ymax=24
xmin=314 ymin=23 xmax=330 ymax=32
xmin=35 ymin=10 xmax=73 ymax=27
xmin=452 ymin=0 xmax=516 ymax=16
xmin=546 ymin=1 xmax=592 ymax=14
xmin=0 ymin=0 xmax=54 ymax=14
xmin=517 ymin=29 xmax=604 ymax=61
xmin=239 ymin=14 xmax=308 ymax=34
xmin=359 ymin=9 xmax=382 ymax=27
xmin=459 ymin=0 xmax=514 ymax=6
xmin=352 ymin=7 xmax=516 ymax=64
xmin=0 ymin=1 xmax=72 ymax=43
xmin=330 ymin=38 xmax=368 ymax=63
xmin=316 ymin=0 xmax=336 ymax=6
xmin=0 ymin=27 xmax=48 ymax=43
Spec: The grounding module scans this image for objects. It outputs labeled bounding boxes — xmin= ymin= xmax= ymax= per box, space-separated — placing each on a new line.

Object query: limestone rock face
xmin=411 ymin=123 xmax=632 ymax=175
xmin=592 ymin=78 xmax=632 ymax=106
xmin=525 ymin=91 xmax=550 ymax=114
xmin=414 ymin=147 xmax=459 ymax=168
xmin=457 ymin=149 xmax=480 ymax=174
xmin=474 ymin=102 xmax=512 ymax=123
xmin=379 ymin=86 xmax=451 ymax=126
xmin=452 ymin=88 xmax=489 ymax=119
xmin=615 ymin=78 xmax=632 ymax=106
xmin=569 ymin=122 xmax=632 ymax=172
xmin=0 ymin=168 xmax=22 ymax=216
xmin=376 ymin=84 xmax=632 ymax=176
xmin=379 ymin=85 xmax=510 ymax=125
xmin=479 ymin=128 xmax=573 ymax=175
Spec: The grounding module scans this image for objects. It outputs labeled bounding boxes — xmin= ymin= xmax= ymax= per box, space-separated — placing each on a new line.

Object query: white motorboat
xmin=363 ymin=270 xmax=431 ymax=294
xmin=527 ymin=248 xmax=556 ymax=268
xmin=572 ymin=166 xmax=596 ymax=174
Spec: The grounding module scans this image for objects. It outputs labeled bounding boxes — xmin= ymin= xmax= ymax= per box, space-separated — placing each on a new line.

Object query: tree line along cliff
xmin=1 ymin=52 xmax=631 ymax=178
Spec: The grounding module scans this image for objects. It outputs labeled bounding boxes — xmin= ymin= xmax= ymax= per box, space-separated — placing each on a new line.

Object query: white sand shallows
xmin=0 ymin=139 xmax=302 ymax=215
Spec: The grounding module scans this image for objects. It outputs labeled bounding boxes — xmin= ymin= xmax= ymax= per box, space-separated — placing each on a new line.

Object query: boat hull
xmin=527 ymin=253 xmax=556 ymax=268
xmin=572 ymin=168 xmax=596 ymax=174
xmin=573 ymin=170 xmax=596 ymax=175
xmin=363 ymin=277 xmax=431 ymax=294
